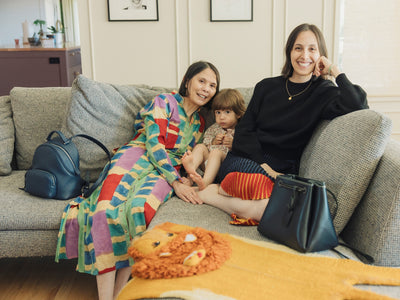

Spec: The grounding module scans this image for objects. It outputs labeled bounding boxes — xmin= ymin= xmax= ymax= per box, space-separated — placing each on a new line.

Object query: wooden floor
xmin=0 ymin=256 xmax=98 ymax=300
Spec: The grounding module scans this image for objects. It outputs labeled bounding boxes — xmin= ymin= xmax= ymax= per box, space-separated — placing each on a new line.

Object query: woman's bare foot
xmin=197 ymin=184 xmax=220 ymax=205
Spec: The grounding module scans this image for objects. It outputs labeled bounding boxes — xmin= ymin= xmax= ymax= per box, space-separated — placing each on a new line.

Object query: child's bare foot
xmin=182 ymin=151 xmax=197 ymax=175
xmin=190 ymin=173 xmax=207 ymax=190
xmin=181 ymin=176 xmax=193 ymax=186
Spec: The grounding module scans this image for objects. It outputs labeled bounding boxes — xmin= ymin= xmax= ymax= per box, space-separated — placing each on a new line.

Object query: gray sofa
xmin=1 ymin=75 xmax=399 ymax=274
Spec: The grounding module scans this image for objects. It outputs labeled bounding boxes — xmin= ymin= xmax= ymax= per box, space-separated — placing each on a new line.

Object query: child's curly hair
xmin=211 ymin=89 xmax=246 ymax=119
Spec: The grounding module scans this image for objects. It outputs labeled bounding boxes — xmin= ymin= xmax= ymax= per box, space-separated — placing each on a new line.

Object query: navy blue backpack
xmin=24 ymin=130 xmax=111 ymax=200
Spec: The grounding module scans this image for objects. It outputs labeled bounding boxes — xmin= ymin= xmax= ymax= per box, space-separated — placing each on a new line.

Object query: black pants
xmin=216 ymin=151 xmax=299 ymax=183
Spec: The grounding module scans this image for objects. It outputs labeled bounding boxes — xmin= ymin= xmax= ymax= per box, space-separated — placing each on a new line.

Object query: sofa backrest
xmin=10 ymin=87 xmax=72 ymax=170
xmin=2 ymin=75 xmax=255 ymax=181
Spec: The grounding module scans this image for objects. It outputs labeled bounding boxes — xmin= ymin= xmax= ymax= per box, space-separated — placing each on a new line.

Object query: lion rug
xmin=117 ymin=222 xmax=400 ymax=300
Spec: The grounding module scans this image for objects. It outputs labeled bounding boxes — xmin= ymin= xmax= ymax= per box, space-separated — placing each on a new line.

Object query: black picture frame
xmin=210 ymin=0 xmax=253 ymax=22
xmin=108 ymin=0 xmax=159 ymax=22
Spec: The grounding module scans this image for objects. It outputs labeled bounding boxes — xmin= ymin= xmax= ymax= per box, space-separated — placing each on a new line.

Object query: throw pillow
xmin=10 ymin=87 xmax=71 ymax=170
xmin=299 ymin=109 xmax=392 ymax=234
xmin=61 ymin=75 xmax=172 ymax=181
xmin=0 ymin=96 xmax=14 ymax=175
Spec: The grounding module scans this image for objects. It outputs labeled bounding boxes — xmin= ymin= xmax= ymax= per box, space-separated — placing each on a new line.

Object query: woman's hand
xmin=313 ymin=56 xmax=341 ymax=78
xmin=260 ymin=163 xmax=283 ymax=179
xmin=172 ymin=180 xmax=203 ymax=204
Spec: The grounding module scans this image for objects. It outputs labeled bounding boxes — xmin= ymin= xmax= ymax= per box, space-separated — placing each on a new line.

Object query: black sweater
xmin=231 ymin=74 xmax=368 ymax=167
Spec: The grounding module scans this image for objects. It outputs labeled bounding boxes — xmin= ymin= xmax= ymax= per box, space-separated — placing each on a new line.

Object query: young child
xmin=182 ymin=88 xmax=246 ymax=190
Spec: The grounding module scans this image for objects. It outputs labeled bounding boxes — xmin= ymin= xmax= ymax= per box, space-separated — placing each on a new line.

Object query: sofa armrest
xmin=341 ymin=139 xmax=400 ymax=267
xmin=0 ymin=95 xmax=14 ymax=175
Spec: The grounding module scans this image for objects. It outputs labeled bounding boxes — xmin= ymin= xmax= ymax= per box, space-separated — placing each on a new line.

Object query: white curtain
xmin=61 ymin=0 xmax=80 ymax=45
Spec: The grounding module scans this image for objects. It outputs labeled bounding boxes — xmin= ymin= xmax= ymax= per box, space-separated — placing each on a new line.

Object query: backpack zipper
xmin=48 ymin=143 xmax=80 ymax=175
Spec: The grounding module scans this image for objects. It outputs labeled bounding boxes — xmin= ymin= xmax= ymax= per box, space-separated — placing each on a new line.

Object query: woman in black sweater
xmin=197 ymin=23 xmax=368 ymax=224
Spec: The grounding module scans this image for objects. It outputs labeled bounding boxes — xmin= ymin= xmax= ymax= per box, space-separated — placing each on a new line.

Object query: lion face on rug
xmin=128 ymin=223 xmax=231 ymax=279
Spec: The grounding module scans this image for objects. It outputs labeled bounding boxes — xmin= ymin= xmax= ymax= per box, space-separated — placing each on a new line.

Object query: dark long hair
xmin=178 ymin=61 xmax=220 ymax=108
xmin=281 ymin=23 xmax=328 ymax=78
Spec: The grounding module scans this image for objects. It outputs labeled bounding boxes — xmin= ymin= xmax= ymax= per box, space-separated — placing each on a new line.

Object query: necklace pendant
xmin=288 ymin=96 xmax=292 ymax=100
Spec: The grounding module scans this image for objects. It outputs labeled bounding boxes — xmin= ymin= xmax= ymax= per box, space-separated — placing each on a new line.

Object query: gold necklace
xmin=285 ymin=78 xmax=312 ymax=100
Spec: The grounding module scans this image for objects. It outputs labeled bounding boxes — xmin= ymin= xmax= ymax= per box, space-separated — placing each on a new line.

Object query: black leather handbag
xmin=24 ymin=130 xmax=111 ymax=200
xmin=257 ymin=174 xmax=339 ymax=253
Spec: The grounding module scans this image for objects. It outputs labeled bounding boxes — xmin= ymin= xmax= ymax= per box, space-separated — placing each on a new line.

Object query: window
xmin=338 ymin=0 xmax=400 ymax=96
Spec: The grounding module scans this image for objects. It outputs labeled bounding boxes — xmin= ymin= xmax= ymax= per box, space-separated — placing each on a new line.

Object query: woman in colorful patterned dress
xmin=55 ymin=61 xmax=220 ymax=300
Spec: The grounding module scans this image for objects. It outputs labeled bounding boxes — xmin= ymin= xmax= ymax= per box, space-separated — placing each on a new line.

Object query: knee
xmin=209 ymin=149 xmax=225 ymax=160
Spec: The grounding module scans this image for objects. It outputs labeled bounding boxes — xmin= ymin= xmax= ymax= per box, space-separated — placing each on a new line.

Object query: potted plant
xmin=33 ymin=19 xmax=46 ymax=38
xmin=48 ymin=20 xmax=64 ymax=47
xmin=28 ymin=19 xmax=46 ymax=46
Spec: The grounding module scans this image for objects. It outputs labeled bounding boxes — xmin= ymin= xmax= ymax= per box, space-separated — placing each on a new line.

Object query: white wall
xmin=1 ymin=0 xmax=398 ymax=140
xmin=0 ymin=0 xmax=43 ymax=47
xmin=78 ymin=0 xmax=338 ymax=88
xmin=77 ymin=0 xmax=399 ymax=141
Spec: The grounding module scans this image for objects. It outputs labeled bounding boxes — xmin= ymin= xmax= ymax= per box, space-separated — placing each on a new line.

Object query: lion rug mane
xmin=127 ymin=222 xmax=231 ymax=279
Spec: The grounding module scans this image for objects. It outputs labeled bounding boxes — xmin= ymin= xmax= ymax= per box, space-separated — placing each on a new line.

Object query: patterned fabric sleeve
xmin=137 ymin=94 xmax=181 ymax=184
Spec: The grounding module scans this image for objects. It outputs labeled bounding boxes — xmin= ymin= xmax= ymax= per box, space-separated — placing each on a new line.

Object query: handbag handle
xmin=326 ymin=188 xmax=338 ymax=220
xmin=278 ymin=175 xmax=339 ymax=221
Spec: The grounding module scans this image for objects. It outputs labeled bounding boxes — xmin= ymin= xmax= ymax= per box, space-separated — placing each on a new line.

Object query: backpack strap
xmin=70 ymin=134 xmax=112 ymax=198
xmin=47 ymin=130 xmax=69 ymax=143
xmin=72 ymin=134 xmax=112 ymax=161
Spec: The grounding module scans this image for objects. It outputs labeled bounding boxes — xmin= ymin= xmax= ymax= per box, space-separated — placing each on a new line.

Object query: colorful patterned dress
xmin=55 ymin=92 xmax=205 ymax=275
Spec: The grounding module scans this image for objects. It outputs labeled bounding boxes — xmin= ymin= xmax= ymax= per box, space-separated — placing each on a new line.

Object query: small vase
xmin=54 ymin=33 xmax=64 ymax=47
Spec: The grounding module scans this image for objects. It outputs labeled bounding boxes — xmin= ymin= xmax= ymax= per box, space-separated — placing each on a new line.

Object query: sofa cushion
xmin=61 ymin=75 xmax=173 ymax=181
xmin=0 ymin=171 xmax=70 ymax=231
xmin=0 ymin=96 xmax=14 ymax=175
xmin=10 ymin=87 xmax=71 ymax=170
xmin=299 ymin=109 xmax=392 ymax=234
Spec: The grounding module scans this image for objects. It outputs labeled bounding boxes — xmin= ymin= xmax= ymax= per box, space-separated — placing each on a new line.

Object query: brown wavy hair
xmin=281 ymin=23 xmax=328 ymax=78
xmin=178 ymin=61 xmax=220 ymax=109
xmin=212 ymin=89 xmax=246 ymax=119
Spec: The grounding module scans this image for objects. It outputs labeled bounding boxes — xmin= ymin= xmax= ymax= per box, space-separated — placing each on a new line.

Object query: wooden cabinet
xmin=0 ymin=46 xmax=81 ymax=96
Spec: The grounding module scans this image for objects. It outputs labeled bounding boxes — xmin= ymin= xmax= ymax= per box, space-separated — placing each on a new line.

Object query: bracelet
xmin=328 ymin=64 xmax=334 ymax=76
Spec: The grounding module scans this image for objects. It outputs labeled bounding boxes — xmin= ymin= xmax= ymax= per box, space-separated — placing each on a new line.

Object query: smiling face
xmin=185 ymin=68 xmax=217 ymax=108
xmin=215 ymin=109 xmax=240 ymax=130
xmin=290 ymin=30 xmax=321 ymax=82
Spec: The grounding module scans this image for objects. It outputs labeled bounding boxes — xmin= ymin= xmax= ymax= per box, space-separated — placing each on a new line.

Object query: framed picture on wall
xmin=210 ymin=0 xmax=253 ymax=22
xmin=108 ymin=0 xmax=159 ymax=21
